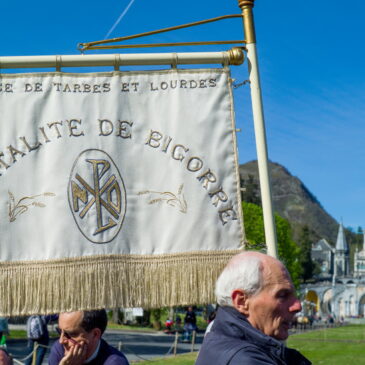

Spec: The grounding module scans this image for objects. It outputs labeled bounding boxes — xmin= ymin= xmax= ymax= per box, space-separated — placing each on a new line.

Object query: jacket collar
xmin=215 ymin=306 xmax=286 ymax=361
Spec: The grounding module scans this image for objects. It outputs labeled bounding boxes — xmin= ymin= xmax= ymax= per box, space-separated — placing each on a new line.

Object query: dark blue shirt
xmin=48 ymin=338 xmax=129 ymax=365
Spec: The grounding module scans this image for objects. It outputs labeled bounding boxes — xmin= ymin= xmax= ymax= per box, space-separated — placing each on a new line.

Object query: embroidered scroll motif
xmin=8 ymin=191 xmax=56 ymax=222
xmin=138 ymin=184 xmax=187 ymax=214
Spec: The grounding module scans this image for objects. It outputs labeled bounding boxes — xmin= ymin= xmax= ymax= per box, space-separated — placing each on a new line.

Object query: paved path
xmin=5 ymin=330 xmax=203 ymax=364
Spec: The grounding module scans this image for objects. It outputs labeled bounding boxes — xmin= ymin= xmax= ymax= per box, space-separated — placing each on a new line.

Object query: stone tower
xmin=333 ymin=223 xmax=350 ymax=278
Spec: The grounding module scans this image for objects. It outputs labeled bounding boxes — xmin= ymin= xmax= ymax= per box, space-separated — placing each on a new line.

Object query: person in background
xmin=196 ymin=251 xmax=311 ymax=365
xmin=164 ymin=318 xmax=174 ymax=333
xmin=48 ymin=309 xmax=129 ymax=365
xmin=183 ymin=306 xmax=197 ymax=342
xmin=25 ymin=314 xmax=56 ymax=365
xmin=174 ymin=315 xmax=183 ymax=332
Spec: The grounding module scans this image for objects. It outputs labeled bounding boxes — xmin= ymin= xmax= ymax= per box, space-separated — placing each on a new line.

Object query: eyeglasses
xmin=55 ymin=327 xmax=79 ymax=345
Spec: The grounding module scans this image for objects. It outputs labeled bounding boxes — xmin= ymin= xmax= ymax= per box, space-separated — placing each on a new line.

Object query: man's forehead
xmin=59 ymin=311 xmax=84 ymax=327
xmin=263 ymin=279 xmax=295 ymax=290
xmin=262 ymin=260 xmax=294 ymax=287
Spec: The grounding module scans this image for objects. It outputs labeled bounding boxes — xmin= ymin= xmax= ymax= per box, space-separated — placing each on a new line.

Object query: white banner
xmin=0 ymin=69 xmax=244 ymax=315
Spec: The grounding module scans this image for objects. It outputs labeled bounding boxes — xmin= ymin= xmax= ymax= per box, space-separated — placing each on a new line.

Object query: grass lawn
xmin=132 ymin=352 xmax=197 ymax=364
xmin=135 ymin=325 xmax=365 ymax=364
xmin=287 ymin=325 xmax=365 ymax=364
xmin=5 ymin=330 xmax=27 ymax=339
xmin=107 ymin=323 xmax=157 ymax=332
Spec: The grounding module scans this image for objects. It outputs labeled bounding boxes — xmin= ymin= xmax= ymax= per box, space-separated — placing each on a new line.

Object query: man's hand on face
xmin=59 ymin=341 xmax=89 ymax=365
xmin=0 ymin=349 xmax=12 ymax=365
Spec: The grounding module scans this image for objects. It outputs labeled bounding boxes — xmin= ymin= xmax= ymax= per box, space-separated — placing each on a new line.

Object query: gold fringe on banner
xmin=0 ymin=249 xmax=243 ymax=316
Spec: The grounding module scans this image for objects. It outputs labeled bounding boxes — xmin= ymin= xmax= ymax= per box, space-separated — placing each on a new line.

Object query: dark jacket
xmin=196 ymin=306 xmax=311 ymax=365
xmin=48 ymin=338 xmax=129 ymax=365
xmin=184 ymin=310 xmax=197 ymax=326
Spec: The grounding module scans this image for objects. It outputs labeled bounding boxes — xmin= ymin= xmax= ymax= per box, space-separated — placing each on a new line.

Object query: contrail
xmin=104 ymin=0 xmax=137 ymax=39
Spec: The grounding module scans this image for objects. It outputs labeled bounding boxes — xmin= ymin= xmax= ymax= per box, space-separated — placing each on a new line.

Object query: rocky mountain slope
xmin=239 ymin=160 xmax=339 ymax=244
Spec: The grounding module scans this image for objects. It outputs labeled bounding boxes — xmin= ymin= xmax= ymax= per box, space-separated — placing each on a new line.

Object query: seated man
xmin=196 ymin=251 xmax=311 ymax=365
xmin=48 ymin=309 xmax=129 ymax=365
xmin=0 ymin=349 xmax=11 ymax=365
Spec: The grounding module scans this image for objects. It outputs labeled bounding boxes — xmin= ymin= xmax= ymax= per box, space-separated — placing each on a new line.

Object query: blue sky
xmin=1 ymin=0 xmax=364 ymax=230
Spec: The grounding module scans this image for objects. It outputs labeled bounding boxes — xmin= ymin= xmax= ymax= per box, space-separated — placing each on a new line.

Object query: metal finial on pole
xmin=237 ymin=0 xmax=278 ymax=258
xmin=237 ymin=1 xmax=256 ymax=44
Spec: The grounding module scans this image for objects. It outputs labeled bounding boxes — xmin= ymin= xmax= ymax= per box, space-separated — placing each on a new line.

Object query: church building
xmin=354 ymin=231 xmax=365 ymax=277
xmin=302 ymin=224 xmax=365 ymax=318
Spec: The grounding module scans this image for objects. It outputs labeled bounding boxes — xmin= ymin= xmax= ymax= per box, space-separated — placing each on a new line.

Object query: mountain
xmin=239 ymin=160 xmax=339 ymax=244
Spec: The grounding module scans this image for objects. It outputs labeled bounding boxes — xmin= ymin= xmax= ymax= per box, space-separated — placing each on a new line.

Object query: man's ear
xmin=231 ymin=289 xmax=250 ymax=315
xmin=91 ymin=327 xmax=102 ymax=339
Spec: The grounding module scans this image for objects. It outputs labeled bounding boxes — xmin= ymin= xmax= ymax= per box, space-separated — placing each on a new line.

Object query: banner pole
xmin=0 ymin=50 xmax=244 ymax=69
xmin=237 ymin=0 xmax=278 ymax=258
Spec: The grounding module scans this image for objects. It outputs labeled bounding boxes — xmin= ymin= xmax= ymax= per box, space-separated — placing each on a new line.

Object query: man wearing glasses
xmin=48 ymin=309 xmax=129 ymax=365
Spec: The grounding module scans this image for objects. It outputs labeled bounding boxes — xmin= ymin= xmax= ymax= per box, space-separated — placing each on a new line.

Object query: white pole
xmin=246 ymin=43 xmax=278 ymax=258
xmin=238 ymin=0 xmax=278 ymax=258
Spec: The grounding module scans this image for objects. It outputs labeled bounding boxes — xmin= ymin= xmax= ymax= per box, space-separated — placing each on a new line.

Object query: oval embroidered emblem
xmin=68 ymin=149 xmax=126 ymax=243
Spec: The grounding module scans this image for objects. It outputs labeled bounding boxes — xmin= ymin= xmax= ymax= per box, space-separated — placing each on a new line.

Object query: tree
xmin=242 ymin=201 xmax=265 ymax=246
xmin=150 ymin=307 xmax=169 ymax=330
xmin=357 ymin=226 xmax=363 ymax=246
xmin=298 ymin=225 xmax=315 ymax=282
xmin=242 ymin=202 xmax=301 ymax=287
xmin=275 ymin=215 xmax=301 ymax=287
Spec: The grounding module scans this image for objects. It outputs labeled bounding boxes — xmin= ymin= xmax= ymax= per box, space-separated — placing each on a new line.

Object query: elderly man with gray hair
xmin=196 ymin=251 xmax=311 ymax=365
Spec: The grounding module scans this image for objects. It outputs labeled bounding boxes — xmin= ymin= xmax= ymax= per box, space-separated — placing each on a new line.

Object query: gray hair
xmin=215 ymin=254 xmax=264 ymax=306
